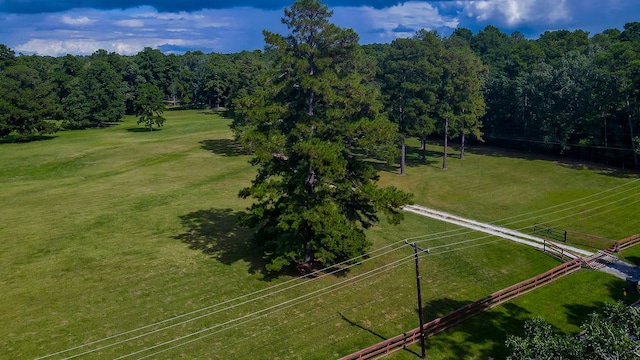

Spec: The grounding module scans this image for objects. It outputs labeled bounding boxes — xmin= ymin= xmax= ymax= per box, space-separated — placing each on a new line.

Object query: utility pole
xmin=406 ymin=240 xmax=430 ymax=359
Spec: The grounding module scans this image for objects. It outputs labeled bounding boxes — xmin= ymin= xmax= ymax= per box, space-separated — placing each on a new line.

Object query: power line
xmin=117 ymin=235 xmax=548 ymax=359
xmin=81 ymin=184 xmax=640 ymax=357
xmin=119 ymin=253 xmax=419 ymax=359
xmin=140 ymin=236 xmax=512 ymax=359
xmin=40 ymin=178 xmax=640 ymax=359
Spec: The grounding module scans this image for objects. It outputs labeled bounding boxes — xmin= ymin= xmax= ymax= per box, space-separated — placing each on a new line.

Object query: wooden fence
xmin=606 ymin=233 xmax=640 ymax=253
xmin=533 ymin=223 xmax=616 ymax=250
xmin=340 ymin=259 xmax=583 ymax=360
xmin=565 ymin=230 xmax=616 ymax=251
xmin=533 ymin=223 xmax=567 ymax=242
xmin=542 ymin=240 xmax=571 ymax=261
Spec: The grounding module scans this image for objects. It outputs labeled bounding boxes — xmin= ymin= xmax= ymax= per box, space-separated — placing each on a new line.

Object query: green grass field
xmin=1 ymin=110 xmax=638 ymax=359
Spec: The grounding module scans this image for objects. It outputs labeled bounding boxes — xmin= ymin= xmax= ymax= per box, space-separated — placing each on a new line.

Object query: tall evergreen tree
xmin=381 ymin=31 xmax=442 ymax=172
xmin=233 ymin=0 xmax=412 ymax=272
xmin=437 ymin=46 xmax=486 ymax=166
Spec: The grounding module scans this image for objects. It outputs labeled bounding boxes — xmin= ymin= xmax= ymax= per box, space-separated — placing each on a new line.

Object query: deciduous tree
xmin=506 ymin=302 xmax=640 ymax=360
xmin=0 ymin=64 xmax=58 ymax=138
xmin=62 ymin=54 xmax=125 ymax=128
xmin=134 ymin=83 xmax=166 ymax=131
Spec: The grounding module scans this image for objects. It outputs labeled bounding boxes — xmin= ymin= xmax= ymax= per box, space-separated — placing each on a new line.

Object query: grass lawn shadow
xmin=370 ymin=143 xmax=449 ymax=174
xmin=200 ymin=139 xmax=246 ymax=157
xmin=470 ymin=144 xmax=639 ymax=178
xmin=422 ymin=298 xmax=532 ymax=359
xmin=0 ymin=134 xmax=58 ymax=144
xmin=339 ymin=312 xmax=423 ymax=358
xmin=405 ymin=145 xmax=441 ymax=168
xmin=126 ymin=127 xmax=164 ymax=133
xmin=624 ymin=256 xmax=640 ymax=266
xmin=174 ymin=208 xmax=264 ymax=274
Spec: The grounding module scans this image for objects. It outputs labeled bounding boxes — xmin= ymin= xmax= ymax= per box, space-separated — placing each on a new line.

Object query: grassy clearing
xmin=380 ymin=138 xmax=640 ymax=240
xmin=0 ymin=111 xmax=638 ymax=359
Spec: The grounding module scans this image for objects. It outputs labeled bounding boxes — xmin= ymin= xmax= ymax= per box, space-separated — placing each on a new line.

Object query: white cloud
xmin=61 ymin=15 xmax=95 ymax=26
xmin=460 ymin=0 xmax=570 ymax=27
xmin=334 ymin=1 xmax=459 ymax=42
xmin=114 ymin=19 xmax=144 ymax=27
xmin=130 ymin=7 xmax=231 ymax=29
xmin=14 ymin=37 xmax=199 ymax=56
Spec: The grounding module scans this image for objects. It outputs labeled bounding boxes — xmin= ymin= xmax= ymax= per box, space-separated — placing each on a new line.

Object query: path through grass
xmin=0 ymin=111 xmax=638 ymax=359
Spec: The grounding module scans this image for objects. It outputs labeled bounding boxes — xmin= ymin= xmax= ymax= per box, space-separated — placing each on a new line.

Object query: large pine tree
xmin=233 ymin=0 xmax=412 ymax=272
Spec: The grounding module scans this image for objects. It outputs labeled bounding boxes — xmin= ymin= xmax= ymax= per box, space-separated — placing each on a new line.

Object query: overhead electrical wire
xmin=40 ymin=178 xmax=640 ymax=359
xmin=141 ymin=235 xmax=515 ymax=360
xmin=62 ymin=183 xmax=640 ymax=358
xmin=117 ymin=235 xmax=551 ymax=359
xmin=117 ymin=252 xmax=419 ymax=359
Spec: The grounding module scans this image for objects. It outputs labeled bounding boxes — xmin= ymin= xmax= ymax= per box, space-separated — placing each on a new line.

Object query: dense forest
xmin=1 ymin=21 xmax=640 ymax=168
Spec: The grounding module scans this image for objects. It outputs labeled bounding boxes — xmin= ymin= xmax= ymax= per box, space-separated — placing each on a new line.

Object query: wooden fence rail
xmin=533 ymin=223 xmax=619 ymax=250
xmin=340 ymin=259 xmax=583 ymax=360
xmin=606 ymin=233 xmax=640 ymax=253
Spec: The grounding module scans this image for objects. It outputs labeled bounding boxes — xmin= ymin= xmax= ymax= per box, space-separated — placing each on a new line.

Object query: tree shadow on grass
xmin=470 ymin=144 xmax=639 ymax=178
xmin=562 ymin=276 xmax=640 ymax=332
xmin=174 ymin=207 xmax=358 ymax=280
xmin=126 ymin=127 xmax=164 ymax=133
xmin=624 ymin=256 xmax=640 ymax=266
xmin=339 ymin=312 xmax=423 ymax=359
xmin=0 ymin=134 xmax=57 ymax=144
xmin=173 ymin=208 xmax=265 ymax=275
xmin=367 ymin=145 xmax=440 ymax=175
xmin=368 ymin=145 xmax=448 ymax=174
xmin=200 ymin=139 xmax=247 ymax=157
xmin=562 ymin=302 xmax=605 ymax=330
xmin=421 ymin=298 xmax=532 ymax=360
xmin=405 ymin=145 xmax=441 ymax=168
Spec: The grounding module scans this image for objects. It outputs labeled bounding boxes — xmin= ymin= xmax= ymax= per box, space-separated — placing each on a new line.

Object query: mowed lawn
xmin=1 ymin=110 xmax=638 ymax=359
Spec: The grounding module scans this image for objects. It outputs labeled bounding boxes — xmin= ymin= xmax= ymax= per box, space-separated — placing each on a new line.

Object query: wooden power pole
xmin=406 ymin=240 xmax=430 ymax=359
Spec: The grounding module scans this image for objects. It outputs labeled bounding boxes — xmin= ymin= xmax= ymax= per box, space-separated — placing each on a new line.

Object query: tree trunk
xmin=421 ymin=136 xmax=427 ymax=164
xmin=628 ymin=113 xmax=638 ymax=170
xmin=442 ymin=118 xmax=448 ymax=170
xmin=400 ymin=138 xmax=406 ymax=176
xmin=460 ymin=133 xmax=466 ymax=160
xmin=304 ymin=239 xmax=313 ymax=264
xmin=627 ymin=94 xmax=638 ymax=169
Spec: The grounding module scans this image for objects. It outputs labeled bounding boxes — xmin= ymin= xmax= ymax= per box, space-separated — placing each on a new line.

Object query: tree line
xmin=0 ymin=45 xmax=269 ymax=137
xmin=1 ymin=20 xmax=640 ymax=168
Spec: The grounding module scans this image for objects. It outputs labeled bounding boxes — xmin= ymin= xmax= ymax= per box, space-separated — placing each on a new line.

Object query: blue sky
xmin=0 ymin=1 xmax=639 ymax=56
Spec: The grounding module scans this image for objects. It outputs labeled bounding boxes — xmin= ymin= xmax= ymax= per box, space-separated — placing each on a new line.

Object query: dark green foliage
xmin=438 ymin=45 xmax=486 ymax=160
xmin=506 ymin=302 xmax=640 ymax=360
xmin=134 ymin=47 xmax=168 ymax=90
xmin=474 ymin=22 xmax=640 ymax=168
xmin=2 ymin=19 xmax=640 ymax=169
xmin=380 ymin=31 xmax=442 ymax=171
xmin=537 ymin=30 xmax=590 ymax=64
xmin=133 ymin=83 xmax=166 ymax=131
xmin=62 ymin=53 xmax=126 ymax=129
xmin=0 ymin=63 xmax=59 ymax=138
xmin=233 ymin=0 xmax=412 ymax=272
xmin=0 ymin=44 xmax=16 ymax=71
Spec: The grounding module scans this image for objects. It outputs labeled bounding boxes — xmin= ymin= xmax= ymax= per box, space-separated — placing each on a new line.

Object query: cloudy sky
xmin=0 ymin=0 xmax=639 ymax=56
